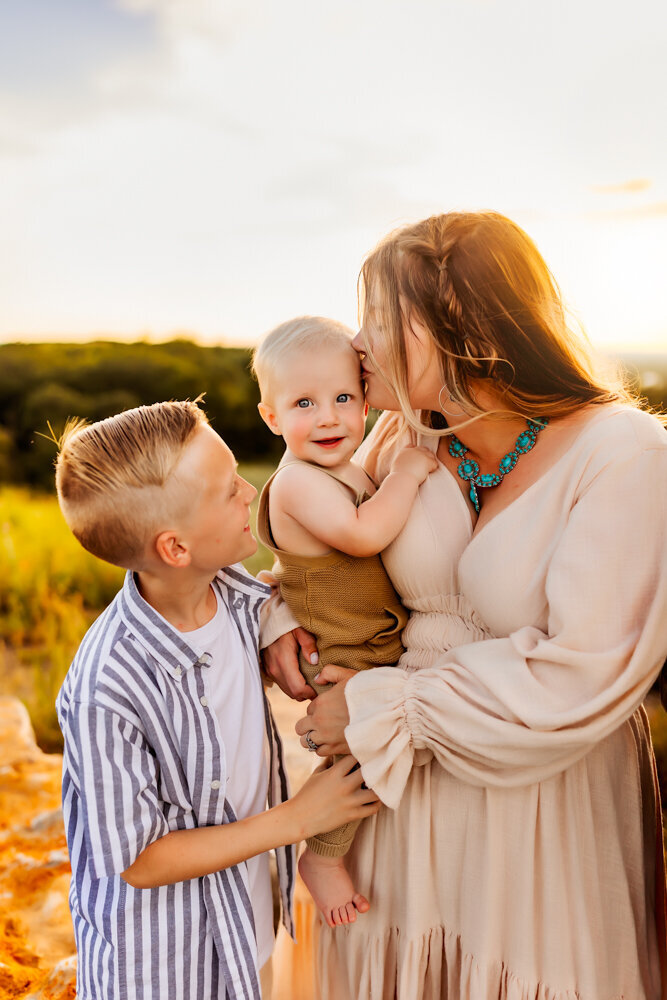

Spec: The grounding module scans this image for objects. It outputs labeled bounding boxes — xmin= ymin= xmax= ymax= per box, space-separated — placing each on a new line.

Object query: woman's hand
xmin=262 ymin=627 xmax=318 ymax=701
xmin=288 ymin=755 xmax=380 ymax=841
xmin=295 ymin=665 xmax=356 ymax=756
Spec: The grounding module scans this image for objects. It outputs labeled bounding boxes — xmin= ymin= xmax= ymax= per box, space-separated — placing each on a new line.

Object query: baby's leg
xmin=298 ymin=656 xmax=371 ymax=925
xmin=298 ymin=846 xmax=370 ymax=928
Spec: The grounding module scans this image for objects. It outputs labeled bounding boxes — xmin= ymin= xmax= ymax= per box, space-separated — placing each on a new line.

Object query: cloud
xmin=592 ymin=179 xmax=653 ymax=194
xmin=586 ymin=202 xmax=667 ymax=221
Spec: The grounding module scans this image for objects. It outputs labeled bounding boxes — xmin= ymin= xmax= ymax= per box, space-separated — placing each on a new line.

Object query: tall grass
xmin=0 ymin=467 xmax=274 ymax=751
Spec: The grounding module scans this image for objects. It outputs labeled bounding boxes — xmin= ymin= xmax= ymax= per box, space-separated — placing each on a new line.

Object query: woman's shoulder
xmin=567 ymin=404 xmax=667 ymax=489
xmin=576 ymin=404 xmax=666 ymax=458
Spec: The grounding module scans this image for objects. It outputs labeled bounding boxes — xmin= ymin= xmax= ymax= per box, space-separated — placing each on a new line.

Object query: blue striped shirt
xmin=56 ymin=565 xmax=295 ymax=1000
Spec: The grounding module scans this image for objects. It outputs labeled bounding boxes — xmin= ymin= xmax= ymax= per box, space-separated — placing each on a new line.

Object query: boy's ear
xmin=257 ymin=402 xmax=282 ymax=436
xmin=154 ymin=530 xmax=192 ymax=569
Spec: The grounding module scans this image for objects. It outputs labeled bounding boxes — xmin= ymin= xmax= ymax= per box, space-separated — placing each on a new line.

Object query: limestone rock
xmin=0 ymin=698 xmax=75 ymax=1000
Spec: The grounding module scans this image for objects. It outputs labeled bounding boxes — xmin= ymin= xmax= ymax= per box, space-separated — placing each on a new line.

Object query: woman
xmin=264 ymin=211 xmax=667 ymax=999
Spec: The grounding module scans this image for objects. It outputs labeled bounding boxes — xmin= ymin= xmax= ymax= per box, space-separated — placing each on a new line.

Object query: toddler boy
xmin=55 ymin=400 xmax=378 ymax=1000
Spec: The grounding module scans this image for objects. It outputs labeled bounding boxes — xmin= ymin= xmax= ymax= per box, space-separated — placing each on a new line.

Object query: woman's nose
xmin=351 ymin=330 xmax=365 ymax=354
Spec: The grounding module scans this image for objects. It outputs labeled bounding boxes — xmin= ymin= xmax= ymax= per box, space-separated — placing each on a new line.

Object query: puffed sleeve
xmin=345 ymin=441 xmax=667 ymax=808
xmin=258 ymin=581 xmax=300 ymax=650
xmin=67 ymin=701 xmax=170 ymax=877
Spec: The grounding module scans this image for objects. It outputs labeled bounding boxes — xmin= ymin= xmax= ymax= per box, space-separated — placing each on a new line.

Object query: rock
xmin=0 ymin=698 xmax=75 ymax=1000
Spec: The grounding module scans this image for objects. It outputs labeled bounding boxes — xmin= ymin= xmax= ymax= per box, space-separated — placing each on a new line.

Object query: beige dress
xmin=317 ymin=404 xmax=667 ymax=1000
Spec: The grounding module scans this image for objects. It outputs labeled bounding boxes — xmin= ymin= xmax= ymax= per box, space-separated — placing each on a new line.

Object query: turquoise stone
xmin=448 ymin=416 xmax=548 ymax=512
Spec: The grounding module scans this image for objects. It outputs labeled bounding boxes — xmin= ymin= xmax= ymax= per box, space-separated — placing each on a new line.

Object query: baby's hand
xmin=390 ymin=445 xmax=438 ymax=484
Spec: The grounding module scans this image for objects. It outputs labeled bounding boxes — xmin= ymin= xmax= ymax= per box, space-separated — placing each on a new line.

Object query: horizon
xmin=2 ymin=333 xmax=666 ymax=364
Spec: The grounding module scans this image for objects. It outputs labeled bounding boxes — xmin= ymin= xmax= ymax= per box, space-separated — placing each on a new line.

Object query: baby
xmin=252 ymin=317 xmax=437 ymax=927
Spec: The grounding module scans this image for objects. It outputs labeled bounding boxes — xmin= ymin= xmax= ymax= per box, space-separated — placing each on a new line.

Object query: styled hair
xmin=252 ymin=315 xmax=355 ymax=402
xmin=359 ymin=211 xmax=637 ymax=436
xmin=55 ymin=400 xmax=208 ymax=569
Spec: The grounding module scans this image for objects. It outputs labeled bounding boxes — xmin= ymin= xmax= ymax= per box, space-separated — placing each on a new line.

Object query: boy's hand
xmin=262 ymin=627 xmax=318 ymax=701
xmin=291 ymin=756 xmax=380 ymax=840
xmin=390 ymin=445 xmax=438 ymax=484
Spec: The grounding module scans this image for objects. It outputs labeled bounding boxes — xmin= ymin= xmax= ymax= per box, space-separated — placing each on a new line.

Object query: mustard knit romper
xmin=257 ymin=460 xmax=408 ymax=857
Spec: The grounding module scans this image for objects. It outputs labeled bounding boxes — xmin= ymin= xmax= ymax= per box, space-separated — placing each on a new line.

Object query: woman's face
xmin=352 ymin=305 xmax=400 ymax=410
xmin=352 ymin=293 xmax=443 ymax=412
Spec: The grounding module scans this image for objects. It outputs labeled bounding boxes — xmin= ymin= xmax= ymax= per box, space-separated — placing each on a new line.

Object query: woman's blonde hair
xmin=56 ymin=400 xmax=208 ymax=568
xmin=359 ymin=211 xmax=638 ymax=436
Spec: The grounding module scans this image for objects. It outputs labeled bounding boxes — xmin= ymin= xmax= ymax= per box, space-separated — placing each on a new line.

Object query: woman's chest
xmin=383 ymin=462 xmax=576 ymax=636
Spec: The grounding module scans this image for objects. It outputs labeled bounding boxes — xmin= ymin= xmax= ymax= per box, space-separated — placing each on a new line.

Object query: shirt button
xmin=199 ymin=651 xmax=212 ymax=665
xmin=210 ymin=779 xmax=221 ymax=790
xmin=200 ymin=696 xmax=208 ymax=707
xmin=174 ymin=666 xmax=182 ymax=677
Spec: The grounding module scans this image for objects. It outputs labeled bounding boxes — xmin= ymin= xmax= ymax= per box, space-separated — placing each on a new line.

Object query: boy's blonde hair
xmin=251 ymin=316 xmax=355 ymax=403
xmin=56 ymin=400 xmax=208 ymax=569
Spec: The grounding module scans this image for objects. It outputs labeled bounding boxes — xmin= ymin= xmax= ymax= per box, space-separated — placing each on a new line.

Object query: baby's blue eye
xmin=336 ymin=393 xmax=351 ymax=403
xmin=296 ymin=399 xmax=311 ymax=408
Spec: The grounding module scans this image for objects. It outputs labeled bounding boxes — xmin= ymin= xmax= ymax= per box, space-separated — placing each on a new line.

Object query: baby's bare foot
xmin=298 ymin=848 xmax=370 ymax=928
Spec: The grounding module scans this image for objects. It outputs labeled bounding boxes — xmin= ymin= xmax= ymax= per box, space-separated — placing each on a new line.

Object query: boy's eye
xmin=296 ymin=399 xmax=312 ymax=408
xmin=336 ymin=393 xmax=352 ymax=403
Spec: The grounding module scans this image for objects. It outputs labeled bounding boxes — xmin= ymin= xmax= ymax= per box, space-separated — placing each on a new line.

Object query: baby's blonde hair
xmin=55 ymin=400 xmax=208 ymax=569
xmin=251 ymin=316 xmax=355 ymax=403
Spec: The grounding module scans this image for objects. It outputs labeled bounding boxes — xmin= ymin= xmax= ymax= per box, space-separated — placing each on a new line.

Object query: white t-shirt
xmin=187 ymin=587 xmax=274 ymax=967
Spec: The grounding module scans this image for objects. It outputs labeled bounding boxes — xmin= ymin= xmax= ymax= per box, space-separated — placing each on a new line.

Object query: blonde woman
xmin=264 ymin=212 xmax=667 ymax=999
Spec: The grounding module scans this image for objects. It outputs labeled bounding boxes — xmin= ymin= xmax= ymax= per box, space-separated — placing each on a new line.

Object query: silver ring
xmin=304 ymin=730 xmax=320 ymax=752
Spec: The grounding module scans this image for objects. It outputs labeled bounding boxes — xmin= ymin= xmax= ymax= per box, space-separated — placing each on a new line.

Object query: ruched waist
xmin=399 ymin=593 xmax=493 ymax=670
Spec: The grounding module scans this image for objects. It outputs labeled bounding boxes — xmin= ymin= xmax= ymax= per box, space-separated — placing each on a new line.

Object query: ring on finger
xmin=304 ymin=730 xmax=320 ymax=752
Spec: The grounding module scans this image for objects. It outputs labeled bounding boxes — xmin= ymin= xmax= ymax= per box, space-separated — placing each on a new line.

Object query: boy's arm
xmin=122 ymin=755 xmax=379 ymax=889
xmin=271 ymin=446 xmax=438 ymax=558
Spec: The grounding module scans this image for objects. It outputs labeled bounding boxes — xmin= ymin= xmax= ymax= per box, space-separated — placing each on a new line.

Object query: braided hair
xmin=358 ymin=211 xmax=635 ymax=438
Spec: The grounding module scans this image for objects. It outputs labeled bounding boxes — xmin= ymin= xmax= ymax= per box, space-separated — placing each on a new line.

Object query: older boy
xmin=55 ymin=400 xmax=378 ymax=1000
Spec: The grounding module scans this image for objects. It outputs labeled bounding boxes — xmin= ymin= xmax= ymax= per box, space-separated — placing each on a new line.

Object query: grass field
xmin=1 ymin=475 xmax=665 ymax=820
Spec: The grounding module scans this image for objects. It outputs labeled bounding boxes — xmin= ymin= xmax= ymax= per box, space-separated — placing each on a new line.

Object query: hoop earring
xmin=438 ymin=385 xmax=462 ymax=417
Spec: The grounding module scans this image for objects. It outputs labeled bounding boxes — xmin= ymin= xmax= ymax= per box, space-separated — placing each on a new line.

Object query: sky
xmin=0 ymin=0 xmax=665 ymax=354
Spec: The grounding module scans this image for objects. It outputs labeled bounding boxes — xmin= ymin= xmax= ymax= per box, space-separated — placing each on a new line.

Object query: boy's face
xmin=258 ymin=344 xmax=367 ymax=468
xmin=173 ymin=425 xmax=258 ymax=570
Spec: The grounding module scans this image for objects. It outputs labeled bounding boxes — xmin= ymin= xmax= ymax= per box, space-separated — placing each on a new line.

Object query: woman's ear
xmin=154 ymin=530 xmax=192 ymax=568
xmin=257 ymin=402 xmax=282 ymax=435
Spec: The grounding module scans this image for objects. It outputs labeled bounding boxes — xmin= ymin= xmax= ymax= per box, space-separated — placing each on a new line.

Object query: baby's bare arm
xmin=270 ymin=447 xmax=437 ymax=558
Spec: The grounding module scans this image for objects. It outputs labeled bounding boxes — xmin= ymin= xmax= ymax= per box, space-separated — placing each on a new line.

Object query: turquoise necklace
xmin=448 ymin=417 xmax=548 ymax=514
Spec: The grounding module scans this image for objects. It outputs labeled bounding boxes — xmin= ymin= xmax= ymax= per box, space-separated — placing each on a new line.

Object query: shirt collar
xmin=116 ymin=567 xmax=270 ymax=680
xmin=117 ymin=571 xmax=205 ymax=679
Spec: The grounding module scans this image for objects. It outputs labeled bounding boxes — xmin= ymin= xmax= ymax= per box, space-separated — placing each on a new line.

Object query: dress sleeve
xmin=257 ymin=570 xmax=300 ymax=650
xmin=345 ymin=444 xmax=667 ymax=807
xmin=68 ymin=701 xmax=171 ymax=878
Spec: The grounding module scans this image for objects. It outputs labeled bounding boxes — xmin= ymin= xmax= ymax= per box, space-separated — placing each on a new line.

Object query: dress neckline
xmin=427 ymin=403 xmax=627 ymax=552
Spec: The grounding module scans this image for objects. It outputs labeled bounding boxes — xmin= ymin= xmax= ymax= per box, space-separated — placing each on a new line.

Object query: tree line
xmin=0 ymin=340 xmax=282 ymax=490
xmin=0 ymin=340 xmax=664 ymax=491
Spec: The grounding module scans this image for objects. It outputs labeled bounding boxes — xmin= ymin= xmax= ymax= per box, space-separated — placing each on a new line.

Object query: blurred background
xmin=0 ymin=0 xmax=665 ymax=791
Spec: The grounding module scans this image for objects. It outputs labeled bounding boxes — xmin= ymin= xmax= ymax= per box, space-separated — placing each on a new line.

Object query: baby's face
xmin=263 ymin=344 xmax=367 ymax=468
